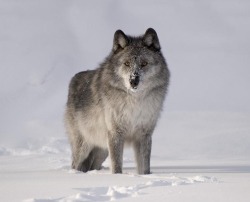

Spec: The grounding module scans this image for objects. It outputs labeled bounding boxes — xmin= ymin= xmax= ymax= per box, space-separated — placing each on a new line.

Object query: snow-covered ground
xmin=1 ymin=0 xmax=250 ymax=201
xmin=1 ymin=147 xmax=250 ymax=202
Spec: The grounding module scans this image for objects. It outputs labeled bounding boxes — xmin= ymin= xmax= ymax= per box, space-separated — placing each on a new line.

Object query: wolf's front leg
xmin=108 ymin=132 xmax=124 ymax=174
xmin=133 ymin=135 xmax=152 ymax=175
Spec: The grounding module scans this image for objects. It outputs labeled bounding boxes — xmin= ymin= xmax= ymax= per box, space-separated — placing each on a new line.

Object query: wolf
xmin=65 ymin=28 xmax=170 ymax=174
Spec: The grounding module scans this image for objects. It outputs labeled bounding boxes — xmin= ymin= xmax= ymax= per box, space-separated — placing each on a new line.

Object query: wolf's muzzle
xmin=129 ymin=73 xmax=140 ymax=89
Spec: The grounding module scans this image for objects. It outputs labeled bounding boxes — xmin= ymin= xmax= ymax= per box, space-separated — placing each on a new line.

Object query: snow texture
xmin=1 ymin=0 xmax=250 ymax=201
xmin=23 ymin=175 xmax=218 ymax=202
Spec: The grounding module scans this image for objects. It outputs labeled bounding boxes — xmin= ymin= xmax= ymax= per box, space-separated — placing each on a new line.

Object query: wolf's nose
xmin=130 ymin=75 xmax=140 ymax=89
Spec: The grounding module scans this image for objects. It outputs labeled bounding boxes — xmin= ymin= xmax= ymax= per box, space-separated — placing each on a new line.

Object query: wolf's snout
xmin=129 ymin=74 xmax=140 ymax=89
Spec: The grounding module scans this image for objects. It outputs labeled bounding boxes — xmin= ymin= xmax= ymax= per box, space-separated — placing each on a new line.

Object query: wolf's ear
xmin=113 ymin=30 xmax=129 ymax=53
xmin=143 ymin=28 xmax=161 ymax=51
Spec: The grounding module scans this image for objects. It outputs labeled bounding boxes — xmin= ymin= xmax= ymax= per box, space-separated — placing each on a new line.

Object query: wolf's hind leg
xmin=78 ymin=147 xmax=108 ymax=172
xmin=70 ymin=133 xmax=91 ymax=172
xmin=78 ymin=150 xmax=94 ymax=172
xmin=90 ymin=147 xmax=109 ymax=170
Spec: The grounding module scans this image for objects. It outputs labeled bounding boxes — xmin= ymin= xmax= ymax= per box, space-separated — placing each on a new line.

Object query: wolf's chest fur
xmin=78 ymin=88 xmax=163 ymax=148
xmin=106 ymin=90 xmax=162 ymax=137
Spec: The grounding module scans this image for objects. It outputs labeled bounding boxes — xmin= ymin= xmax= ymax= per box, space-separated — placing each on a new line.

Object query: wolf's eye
xmin=141 ymin=61 xmax=148 ymax=67
xmin=124 ymin=61 xmax=130 ymax=66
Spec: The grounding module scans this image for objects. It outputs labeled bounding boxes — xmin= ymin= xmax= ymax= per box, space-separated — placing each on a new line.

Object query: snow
xmin=1 ymin=158 xmax=250 ymax=202
xmin=1 ymin=0 xmax=250 ymax=201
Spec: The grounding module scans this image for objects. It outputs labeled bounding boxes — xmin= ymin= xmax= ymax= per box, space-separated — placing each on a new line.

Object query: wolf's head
xmin=107 ymin=28 xmax=168 ymax=93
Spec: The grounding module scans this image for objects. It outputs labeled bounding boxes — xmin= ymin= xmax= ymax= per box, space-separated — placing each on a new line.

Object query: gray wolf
xmin=65 ymin=28 xmax=170 ymax=174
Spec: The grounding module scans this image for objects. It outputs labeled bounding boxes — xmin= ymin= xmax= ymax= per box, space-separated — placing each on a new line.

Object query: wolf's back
xmin=66 ymin=70 xmax=97 ymax=111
